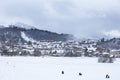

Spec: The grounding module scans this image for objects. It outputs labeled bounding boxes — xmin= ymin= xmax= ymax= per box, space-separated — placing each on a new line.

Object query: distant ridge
xmin=0 ymin=23 xmax=74 ymax=44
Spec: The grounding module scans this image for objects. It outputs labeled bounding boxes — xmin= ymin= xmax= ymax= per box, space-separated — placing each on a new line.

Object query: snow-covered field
xmin=0 ymin=57 xmax=120 ymax=80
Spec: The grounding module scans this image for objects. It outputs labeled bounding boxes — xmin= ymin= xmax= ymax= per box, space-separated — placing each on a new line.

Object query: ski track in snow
xmin=21 ymin=32 xmax=37 ymax=42
xmin=0 ymin=57 xmax=120 ymax=80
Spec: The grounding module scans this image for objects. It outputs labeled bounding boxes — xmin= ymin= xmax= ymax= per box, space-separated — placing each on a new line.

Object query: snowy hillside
xmin=0 ymin=25 xmax=4 ymax=28
xmin=0 ymin=57 xmax=120 ymax=80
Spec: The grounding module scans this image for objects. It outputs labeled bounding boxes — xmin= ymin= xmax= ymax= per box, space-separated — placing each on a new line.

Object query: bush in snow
xmin=98 ymin=56 xmax=115 ymax=63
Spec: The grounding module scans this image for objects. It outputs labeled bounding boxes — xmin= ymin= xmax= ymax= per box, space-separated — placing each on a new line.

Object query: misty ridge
xmin=0 ymin=23 xmax=74 ymax=42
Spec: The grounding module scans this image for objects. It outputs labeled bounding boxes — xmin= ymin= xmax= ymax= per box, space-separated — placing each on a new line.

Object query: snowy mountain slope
xmin=0 ymin=25 xmax=73 ymax=42
xmin=0 ymin=25 xmax=5 ymax=28
xmin=0 ymin=57 xmax=120 ymax=80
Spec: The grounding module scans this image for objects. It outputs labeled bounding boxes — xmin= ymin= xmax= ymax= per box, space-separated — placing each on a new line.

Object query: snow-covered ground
xmin=0 ymin=57 xmax=120 ymax=80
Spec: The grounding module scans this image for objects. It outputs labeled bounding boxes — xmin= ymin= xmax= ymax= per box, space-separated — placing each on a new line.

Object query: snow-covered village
xmin=1 ymin=32 xmax=120 ymax=59
xmin=0 ymin=36 xmax=120 ymax=59
xmin=1 ymin=0 xmax=120 ymax=80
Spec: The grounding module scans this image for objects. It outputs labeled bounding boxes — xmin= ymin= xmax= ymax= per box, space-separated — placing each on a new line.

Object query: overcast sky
xmin=0 ymin=0 xmax=120 ymax=38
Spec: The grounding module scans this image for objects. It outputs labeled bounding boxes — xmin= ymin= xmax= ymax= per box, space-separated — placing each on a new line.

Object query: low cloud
xmin=103 ymin=30 xmax=120 ymax=38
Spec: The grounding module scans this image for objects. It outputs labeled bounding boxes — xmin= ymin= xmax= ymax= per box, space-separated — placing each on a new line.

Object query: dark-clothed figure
xmin=106 ymin=74 xmax=110 ymax=79
xmin=79 ymin=73 xmax=82 ymax=76
xmin=62 ymin=71 xmax=64 ymax=74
